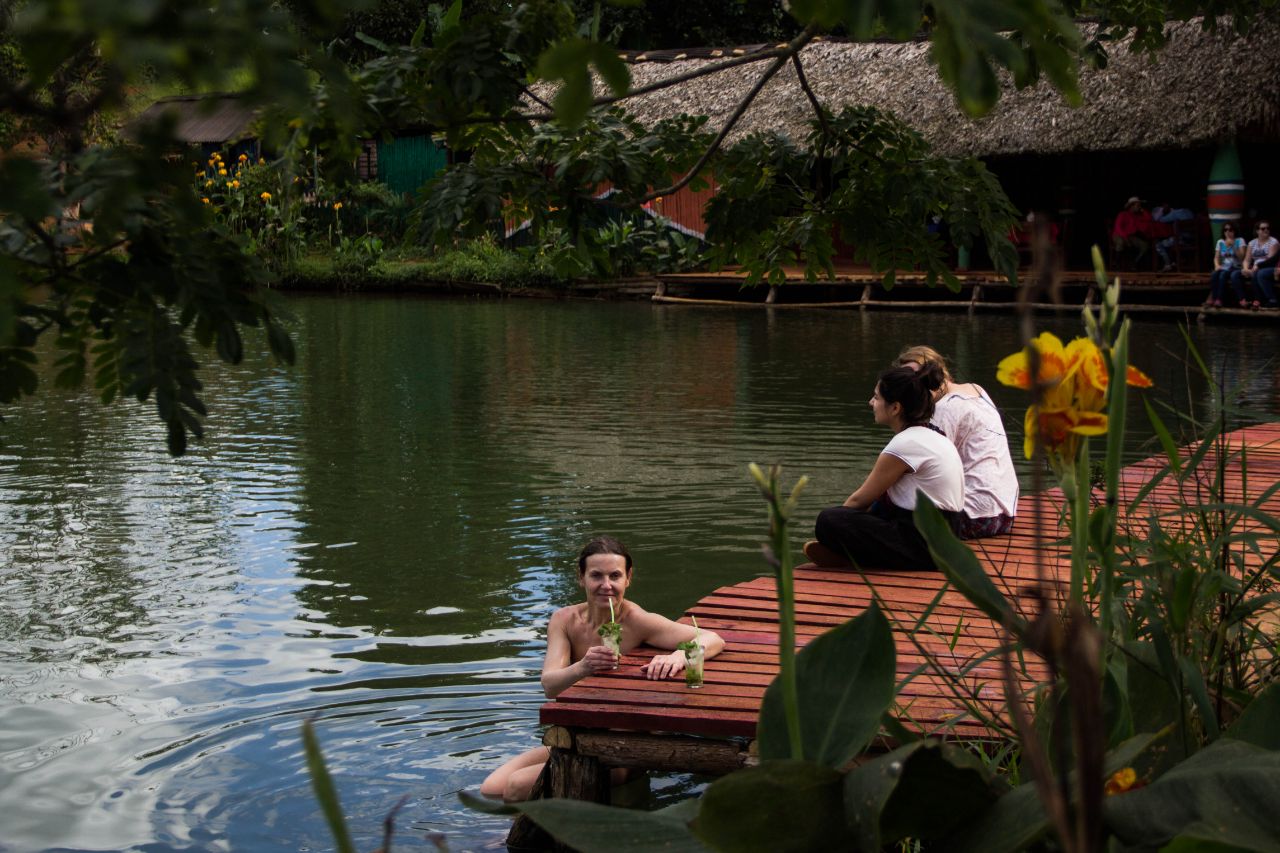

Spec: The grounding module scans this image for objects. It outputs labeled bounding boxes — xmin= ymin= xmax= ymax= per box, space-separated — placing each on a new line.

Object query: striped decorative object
xmin=1207 ymin=142 xmax=1244 ymax=235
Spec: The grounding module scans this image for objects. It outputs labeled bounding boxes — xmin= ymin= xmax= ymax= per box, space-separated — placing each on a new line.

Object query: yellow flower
xmin=239 ymin=153 xmax=248 ymax=162
xmin=226 ymin=181 xmax=234 ymax=188
xmin=218 ymin=168 xmax=227 ymax=176
xmin=332 ymin=202 xmax=343 ymax=211
xmin=201 ymin=197 xmax=210 ymax=204
xmin=260 ymin=191 xmax=272 ymax=201
xmin=231 ymin=180 xmax=240 ymax=188
xmin=258 ymin=157 xmax=265 ymax=165
xmin=204 ymin=179 xmax=214 ymax=188
xmin=1104 ymin=767 xmax=1138 ymax=796
xmin=998 ymin=332 xmax=1152 ymax=465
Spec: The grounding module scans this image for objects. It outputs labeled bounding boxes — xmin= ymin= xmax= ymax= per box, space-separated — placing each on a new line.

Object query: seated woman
xmin=896 ymin=345 xmax=1019 ymax=539
xmin=1206 ymin=222 xmax=1246 ymax=308
xmin=480 ymin=536 xmax=724 ymax=802
xmin=803 ymin=363 xmax=964 ymax=570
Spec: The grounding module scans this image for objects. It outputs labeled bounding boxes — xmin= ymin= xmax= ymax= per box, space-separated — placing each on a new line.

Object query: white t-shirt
xmin=881 ymin=425 xmax=964 ymax=512
xmin=932 ymin=386 xmax=1021 ymax=520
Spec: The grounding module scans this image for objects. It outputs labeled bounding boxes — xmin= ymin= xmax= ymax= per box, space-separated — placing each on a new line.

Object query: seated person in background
xmin=1008 ymin=212 xmax=1061 ymax=261
xmin=1111 ymin=196 xmax=1152 ymax=269
xmin=1206 ymin=222 xmax=1246 ymax=307
xmin=897 ymin=346 xmax=1018 ymax=539
xmin=1230 ymin=220 xmax=1279 ymax=309
xmin=803 ymin=363 xmax=964 ymax=570
xmin=480 ymin=536 xmax=724 ymax=802
xmin=1150 ymin=201 xmax=1195 ymax=272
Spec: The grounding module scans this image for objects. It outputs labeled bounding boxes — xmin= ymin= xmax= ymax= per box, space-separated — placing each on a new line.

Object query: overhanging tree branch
xmin=639 ymin=23 xmax=821 ymax=203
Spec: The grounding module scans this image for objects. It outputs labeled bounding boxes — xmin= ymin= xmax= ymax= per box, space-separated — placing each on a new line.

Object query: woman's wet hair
xmin=578 ymin=536 xmax=633 ymax=575
xmin=877 ymin=362 xmax=945 ymax=427
xmin=896 ymin=345 xmax=954 ymax=383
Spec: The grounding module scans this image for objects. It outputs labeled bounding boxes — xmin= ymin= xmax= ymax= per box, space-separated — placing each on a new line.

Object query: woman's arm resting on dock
xmin=636 ymin=612 xmax=725 ymax=680
xmin=540 ymin=608 xmax=618 ymax=699
xmin=842 ymin=453 xmax=911 ymax=511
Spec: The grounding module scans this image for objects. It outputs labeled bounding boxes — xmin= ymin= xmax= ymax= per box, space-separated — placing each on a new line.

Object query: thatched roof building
xmin=130 ymin=94 xmax=257 ymax=145
xmin=610 ymin=17 xmax=1280 ymax=157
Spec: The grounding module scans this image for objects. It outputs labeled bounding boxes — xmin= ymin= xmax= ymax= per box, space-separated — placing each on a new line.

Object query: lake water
xmin=2 ymin=296 xmax=1277 ymax=851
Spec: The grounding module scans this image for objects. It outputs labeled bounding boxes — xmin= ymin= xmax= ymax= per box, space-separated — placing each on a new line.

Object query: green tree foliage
xmin=2 ymin=0 xmax=1271 ymax=453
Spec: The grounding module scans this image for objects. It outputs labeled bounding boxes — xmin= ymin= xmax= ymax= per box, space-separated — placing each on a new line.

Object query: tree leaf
xmin=757 ymin=601 xmax=895 ymax=767
xmin=694 ymin=760 xmax=851 ymax=852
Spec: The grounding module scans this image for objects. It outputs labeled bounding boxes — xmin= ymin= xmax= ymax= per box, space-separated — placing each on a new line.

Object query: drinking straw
xmin=609 ymin=598 xmax=615 ymax=623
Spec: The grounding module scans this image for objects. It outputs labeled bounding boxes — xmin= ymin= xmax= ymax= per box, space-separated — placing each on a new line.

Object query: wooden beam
xmin=545 ymin=726 xmax=756 ymax=775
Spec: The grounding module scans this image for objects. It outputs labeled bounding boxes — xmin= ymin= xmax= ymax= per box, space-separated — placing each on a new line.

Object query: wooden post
xmin=653 ymin=280 xmax=667 ymax=298
xmin=506 ymin=732 xmax=610 ymax=851
xmin=860 ymin=284 xmax=872 ymax=306
xmin=765 ymin=285 xmax=778 ymax=304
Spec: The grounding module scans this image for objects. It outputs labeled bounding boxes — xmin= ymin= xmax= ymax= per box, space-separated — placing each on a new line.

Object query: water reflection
xmin=1 ymin=296 xmax=1276 ymax=851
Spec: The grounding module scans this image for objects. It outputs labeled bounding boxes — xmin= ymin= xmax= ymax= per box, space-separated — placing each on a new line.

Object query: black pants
xmin=814 ymin=502 xmax=959 ymax=571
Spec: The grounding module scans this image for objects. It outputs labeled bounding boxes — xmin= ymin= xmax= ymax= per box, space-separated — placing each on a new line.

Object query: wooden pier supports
xmin=505 ymin=726 xmax=756 ymax=850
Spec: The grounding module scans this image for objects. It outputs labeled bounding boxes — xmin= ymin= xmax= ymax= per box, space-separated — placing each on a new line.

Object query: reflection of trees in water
xmin=0 ymin=357 xmax=305 ymax=678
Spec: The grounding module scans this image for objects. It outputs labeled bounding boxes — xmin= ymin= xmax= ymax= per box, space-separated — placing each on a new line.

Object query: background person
xmin=1150 ymin=201 xmax=1195 ymax=272
xmin=897 ymin=346 xmax=1018 ymax=538
xmin=1111 ymin=196 xmax=1152 ymax=270
xmin=803 ymin=363 xmax=964 ymax=570
xmin=1231 ymin=220 xmax=1279 ymax=309
xmin=1207 ymin=222 xmax=1246 ymax=307
xmin=480 ymin=536 xmax=723 ymax=802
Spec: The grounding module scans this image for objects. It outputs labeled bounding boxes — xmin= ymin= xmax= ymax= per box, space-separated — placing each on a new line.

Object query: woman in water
xmin=896 ymin=345 xmax=1019 ymax=539
xmin=803 ymin=362 xmax=964 ymax=570
xmin=480 ymin=536 xmax=724 ymax=802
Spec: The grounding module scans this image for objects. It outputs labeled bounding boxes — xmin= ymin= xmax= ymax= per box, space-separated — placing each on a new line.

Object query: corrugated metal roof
xmin=132 ymin=94 xmax=257 ymax=144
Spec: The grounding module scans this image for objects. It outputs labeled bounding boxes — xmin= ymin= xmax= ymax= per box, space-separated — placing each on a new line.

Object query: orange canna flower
xmin=332 ymin=201 xmax=343 ymax=211
xmin=1104 ymin=767 xmax=1138 ymax=796
xmin=1000 ymin=331 xmax=1152 ymax=465
xmin=260 ymin=191 xmax=272 ymax=201
xmin=201 ymin=197 xmax=210 ymax=204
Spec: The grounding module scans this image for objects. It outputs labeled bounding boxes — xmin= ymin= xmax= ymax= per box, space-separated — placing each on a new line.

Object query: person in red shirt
xmin=1111 ymin=196 xmax=1153 ymax=269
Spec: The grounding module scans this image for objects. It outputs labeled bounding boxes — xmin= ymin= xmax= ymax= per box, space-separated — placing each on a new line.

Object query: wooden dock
xmin=517 ymin=423 xmax=1280 ymax=838
xmin=651 ymin=267 xmax=1277 ymax=321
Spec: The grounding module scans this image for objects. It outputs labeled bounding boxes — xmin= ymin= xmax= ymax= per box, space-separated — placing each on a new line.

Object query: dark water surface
xmin=2 ymin=296 xmax=1277 ymax=851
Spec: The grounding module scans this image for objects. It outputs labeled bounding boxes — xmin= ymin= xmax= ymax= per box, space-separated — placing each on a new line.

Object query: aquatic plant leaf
xmin=757 ymin=602 xmax=894 ymax=767
xmin=301 ymin=719 xmax=357 ymax=853
xmin=1224 ymin=680 xmax=1280 ymax=751
xmin=915 ymin=494 xmax=1024 ymax=635
xmin=694 ymin=760 xmax=850 ymax=852
xmin=459 ymin=791 xmax=708 ymax=852
xmin=1104 ymin=739 xmax=1280 ymax=851
xmin=844 ymin=739 xmax=1001 ymax=849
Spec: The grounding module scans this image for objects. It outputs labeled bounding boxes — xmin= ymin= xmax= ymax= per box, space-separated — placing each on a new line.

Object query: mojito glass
xmin=684 ymin=644 xmax=704 ymax=688
xmin=598 ymin=622 xmax=621 ymax=668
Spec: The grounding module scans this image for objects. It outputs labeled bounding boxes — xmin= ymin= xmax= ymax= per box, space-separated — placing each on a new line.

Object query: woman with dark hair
xmin=480 ymin=536 xmax=723 ymax=802
xmin=803 ymin=363 xmax=964 ymax=570
xmin=1206 ymin=222 xmax=1246 ymax=308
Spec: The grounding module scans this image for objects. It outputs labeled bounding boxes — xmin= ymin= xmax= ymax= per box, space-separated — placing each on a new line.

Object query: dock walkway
xmin=515 ymin=423 xmax=1280 ymax=838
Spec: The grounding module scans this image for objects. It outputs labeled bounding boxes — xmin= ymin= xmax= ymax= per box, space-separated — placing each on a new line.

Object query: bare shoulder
xmin=548 ymin=603 xmax=583 ymax=631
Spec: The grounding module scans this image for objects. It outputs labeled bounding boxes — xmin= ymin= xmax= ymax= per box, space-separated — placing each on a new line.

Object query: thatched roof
xmin=606 ymin=18 xmax=1280 ymax=158
xmin=130 ymin=94 xmax=257 ymax=144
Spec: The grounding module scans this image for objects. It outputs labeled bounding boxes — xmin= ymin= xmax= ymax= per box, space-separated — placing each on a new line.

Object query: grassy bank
xmin=278 ymin=243 xmax=570 ymax=292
